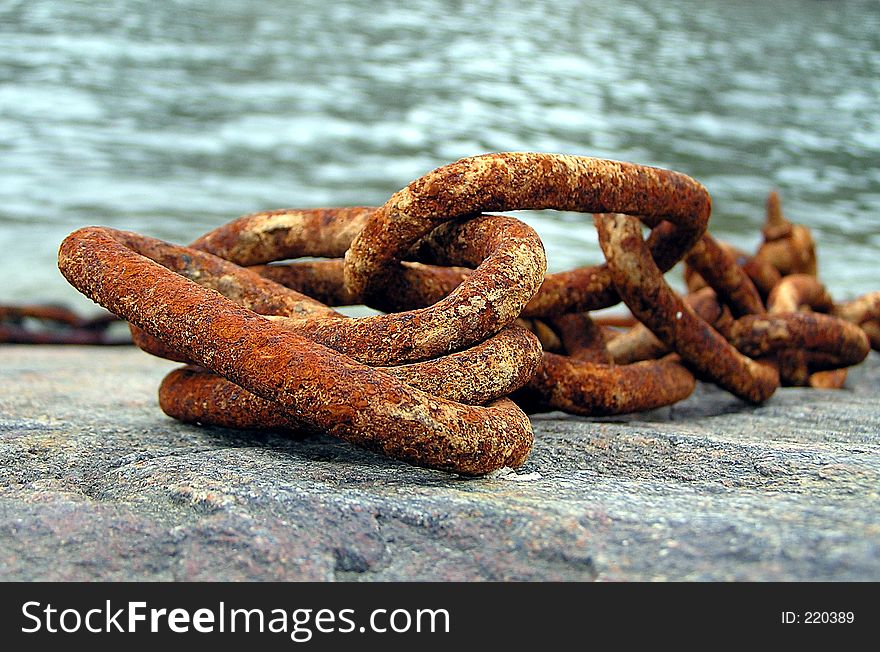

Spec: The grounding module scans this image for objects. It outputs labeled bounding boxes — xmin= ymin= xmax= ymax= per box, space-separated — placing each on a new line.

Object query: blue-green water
xmin=2 ymin=0 xmax=879 ymax=311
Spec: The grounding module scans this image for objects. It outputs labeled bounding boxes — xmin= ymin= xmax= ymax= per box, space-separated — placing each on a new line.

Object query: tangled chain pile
xmin=57 ymin=153 xmax=878 ymax=475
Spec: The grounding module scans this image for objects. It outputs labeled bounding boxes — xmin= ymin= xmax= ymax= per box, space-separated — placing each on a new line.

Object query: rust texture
xmin=252 ymin=259 xmax=471 ymax=311
xmin=190 ymin=206 xmax=375 ymax=265
xmin=763 ymin=274 xmax=838 ymax=386
xmin=193 ymin=212 xmax=546 ymax=365
xmin=767 ymin=274 xmax=835 ymax=314
xmin=515 ymin=313 xmax=694 ymax=415
xmin=550 ymin=313 xmax=613 ymax=364
xmin=343 ymin=153 xmax=712 ymax=317
xmin=676 ymin=191 xmax=877 ymax=388
xmin=513 ymin=311 xmax=695 ymax=415
xmin=727 ymin=313 xmax=869 ymax=366
xmin=272 ymin=215 xmax=545 ymax=364
xmin=685 ymin=241 xmax=782 ymax=301
xmin=606 ymin=322 xmax=668 ymax=365
xmin=754 ymin=190 xmax=818 ymax=277
xmin=682 ymin=284 xmax=868 ymax=387
xmin=159 ymin=365 xmax=303 ymax=431
xmin=159 ymin=324 xmax=541 ymax=431
xmin=0 ymin=304 xmax=126 ymax=345
xmin=58 ymin=227 xmax=536 ymax=475
xmin=516 ymin=353 xmax=695 ymax=416
xmin=130 ymin=213 xmax=544 ymax=367
xmin=596 ymin=212 xmax=779 ymax=404
xmin=179 ymin=153 xmax=713 ymax=418
xmin=683 ymin=234 xmax=764 ymax=317
xmin=834 ymin=291 xmax=880 ymax=351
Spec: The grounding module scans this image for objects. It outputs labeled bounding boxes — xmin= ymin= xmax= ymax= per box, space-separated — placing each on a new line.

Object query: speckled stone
xmin=1 ymin=345 xmax=878 ymax=581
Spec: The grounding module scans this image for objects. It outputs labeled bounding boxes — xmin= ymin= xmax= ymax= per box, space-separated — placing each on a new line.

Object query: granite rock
xmin=1 ymin=345 xmax=878 ymax=581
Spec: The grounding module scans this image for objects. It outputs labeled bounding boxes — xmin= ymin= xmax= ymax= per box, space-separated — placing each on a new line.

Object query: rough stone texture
xmin=1 ymin=345 xmax=878 ymax=581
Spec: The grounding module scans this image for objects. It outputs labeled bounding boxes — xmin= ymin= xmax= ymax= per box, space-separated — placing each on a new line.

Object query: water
xmin=1 ymin=0 xmax=879 ymax=314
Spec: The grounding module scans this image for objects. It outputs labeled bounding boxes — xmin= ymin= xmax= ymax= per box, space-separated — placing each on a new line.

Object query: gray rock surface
xmin=1 ymin=345 xmax=878 ymax=581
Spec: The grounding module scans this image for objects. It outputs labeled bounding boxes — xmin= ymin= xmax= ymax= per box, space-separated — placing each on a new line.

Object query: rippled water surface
xmin=2 ymin=0 xmax=879 ymax=310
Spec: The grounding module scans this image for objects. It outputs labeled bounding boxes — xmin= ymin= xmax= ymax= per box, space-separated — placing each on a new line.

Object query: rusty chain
xmin=55 ymin=153 xmax=879 ymax=474
xmin=0 ymin=303 xmax=125 ymax=345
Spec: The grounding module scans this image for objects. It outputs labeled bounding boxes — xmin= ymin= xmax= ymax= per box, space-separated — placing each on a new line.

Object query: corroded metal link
xmin=190 ymin=206 xmax=375 ymax=265
xmin=191 ymin=211 xmax=545 ymax=365
xmin=766 ymin=275 xmax=856 ymax=386
xmin=344 ymin=153 xmax=711 ymax=317
xmin=251 ymin=259 xmax=471 ymax=311
xmin=516 ymin=318 xmax=563 ymax=353
xmin=591 ymin=314 xmax=637 ymax=328
xmin=834 ymin=291 xmax=880 ymax=324
xmin=515 ymin=353 xmax=695 ymax=416
xmin=514 ymin=311 xmax=695 ymax=415
xmin=0 ymin=324 xmax=126 ymax=346
xmin=193 ymin=208 xmax=545 ymax=346
xmin=118 ymin=229 xmax=543 ymax=403
xmin=160 ymin=325 xmax=542 ymax=430
xmin=754 ymin=191 xmax=818 ymax=277
xmin=53 ymin=153 xmax=880 ymax=475
xmin=379 ymin=326 xmax=542 ymax=404
xmin=862 ymin=320 xmax=880 ymax=351
xmin=807 ymin=368 xmax=849 ymax=389
xmin=834 ymin=291 xmax=880 ymax=349
xmin=606 ymin=322 xmax=667 ymax=365
xmin=767 ymin=274 xmax=835 ymax=314
xmin=258 ymin=228 xmax=709 ymax=321
xmin=727 ymin=313 xmax=869 ymax=366
xmin=115 ymin=229 xmax=333 ymax=319
xmin=550 ymin=312 xmax=613 ymax=364
xmin=125 ymin=236 xmax=541 ymax=417
xmin=270 ymin=214 xmax=545 ymax=364
xmin=250 ymin=260 xmax=352 ymax=306
xmin=159 ymin=366 xmax=301 ymax=431
xmin=606 ymin=287 xmax=736 ymax=365
xmin=1 ymin=304 xmax=126 ymax=345
xmin=58 ymin=226 xmax=534 ymax=475
xmin=1 ymin=304 xmax=86 ymax=326
xmin=130 ymin=214 xmax=543 ymax=366
xmin=604 ymin=283 xmax=864 ymax=391
xmin=683 ymin=287 xmax=737 ymax=334
xmin=741 ymin=255 xmax=784 ymax=300
xmin=683 ymin=234 xmax=764 ymax=317
xmin=191 ymin=206 xmax=473 ymax=311
xmin=596 ymin=213 xmax=779 ymax=404
xmin=525 ymin=221 xmax=700 ymax=317
xmin=170 ymin=190 xmax=696 ymax=420
xmin=127 ymin=229 xmax=338 ymax=362
xmin=685 ymin=241 xmax=782 ymax=301
xmin=776 ymin=350 xmax=845 ymax=387
xmin=131 ymin=329 xmax=191 ymax=363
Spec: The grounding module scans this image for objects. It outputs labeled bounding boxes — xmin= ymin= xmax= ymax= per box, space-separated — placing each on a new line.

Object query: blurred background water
xmin=1 ymin=0 xmax=878 ymax=313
